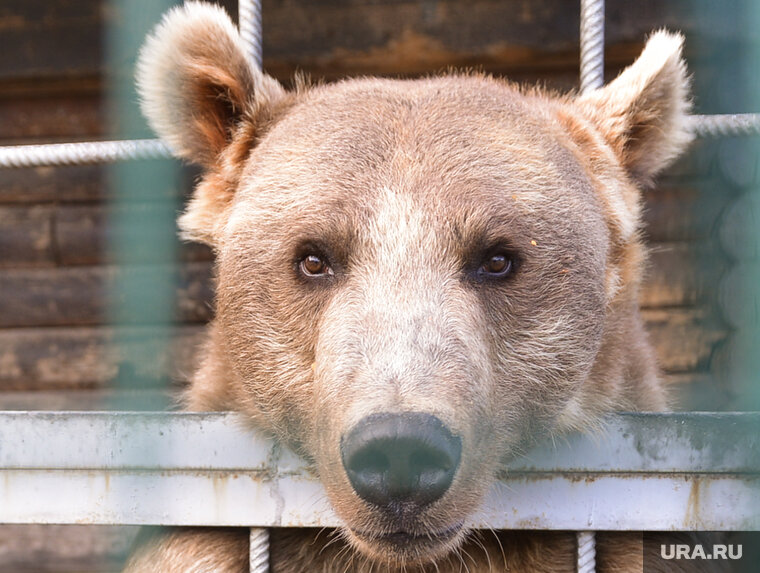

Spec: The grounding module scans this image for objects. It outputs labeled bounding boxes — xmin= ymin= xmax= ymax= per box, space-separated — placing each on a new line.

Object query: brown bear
xmin=125 ymin=2 xmax=694 ymax=571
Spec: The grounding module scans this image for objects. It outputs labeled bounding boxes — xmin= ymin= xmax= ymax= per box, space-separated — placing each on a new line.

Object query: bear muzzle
xmin=340 ymin=412 xmax=462 ymax=511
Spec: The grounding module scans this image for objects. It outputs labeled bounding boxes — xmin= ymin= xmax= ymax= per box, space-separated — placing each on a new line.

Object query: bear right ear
xmin=574 ymin=30 xmax=693 ymax=187
xmin=136 ymin=1 xmax=286 ymax=168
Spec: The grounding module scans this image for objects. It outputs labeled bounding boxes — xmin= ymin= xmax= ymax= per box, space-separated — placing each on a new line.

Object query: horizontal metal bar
xmin=0 ymin=139 xmax=171 ymax=168
xmin=0 ymin=412 xmax=758 ymax=530
xmin=1 ymin=412 xmax=757 ymax=472
xmin=688 ymin=114 xmax=760 ymax=138
xmin=0 ymin=470 xmax=756 ymax=530
xmin=0 ymin=113 xmax=759 ymax=170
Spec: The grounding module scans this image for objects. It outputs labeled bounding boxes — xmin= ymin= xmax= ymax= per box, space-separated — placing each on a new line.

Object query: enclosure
xmin=0 ymin=0 xmax=759 ymax=571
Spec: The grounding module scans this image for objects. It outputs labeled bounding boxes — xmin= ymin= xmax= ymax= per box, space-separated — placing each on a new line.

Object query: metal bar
xmin=249 ymin=528 xmax=269 ymax=573
xmin=577 ymin=531 xmax=596 ymax=573
xmin=2 ymin=411 xmax=757 ymax=472
xmin=0 ymin=469 xmax=757 ymax=529
xmin=238 ymin=0 xmax=263 ymax=71
xmin=580 ymin=0 xmax=605 ymax=92
xmin=0 ymin=116 xmax=759 ymax=170
xmin=689 ymin=113 xmax=760 ymax=137
xmin=3 ymin=113 xmax=758 ymax=169
xmin=0 ymin=412 xmax=758 ymax=530
xmin=0 ymin=139 xmax=171 ymax=168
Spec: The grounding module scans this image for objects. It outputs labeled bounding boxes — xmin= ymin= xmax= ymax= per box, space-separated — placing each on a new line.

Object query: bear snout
xmin=340 ymin=412 xmax=462 ymax=511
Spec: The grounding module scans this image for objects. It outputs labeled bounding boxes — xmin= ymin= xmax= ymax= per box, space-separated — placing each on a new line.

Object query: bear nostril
xmin=340 ymin=413 xmax=462 ymax=509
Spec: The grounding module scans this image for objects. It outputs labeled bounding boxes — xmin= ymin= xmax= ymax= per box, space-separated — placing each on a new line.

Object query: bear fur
xmin=125 ymin=2 xmax=695 ymax=571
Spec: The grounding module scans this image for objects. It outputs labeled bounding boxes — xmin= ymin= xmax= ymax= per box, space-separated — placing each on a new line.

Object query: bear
xmin=124 ymin=2 xmax=694 ymax=571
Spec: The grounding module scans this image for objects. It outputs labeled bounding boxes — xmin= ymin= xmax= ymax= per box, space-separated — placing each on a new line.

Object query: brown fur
xmin=128 ymin=3 xmax=695 ymax=571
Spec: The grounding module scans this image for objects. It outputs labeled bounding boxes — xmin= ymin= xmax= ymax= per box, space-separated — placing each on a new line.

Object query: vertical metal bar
xmin=576 ymin=531 xmax=597 ymax=573
xmin=250 ymin=528 xmax=270 ymax=573
xmin=580 ymin=0 xmax=605 ymax=92
xmin=238 ymin=0 xmax=263 ymax=70
xmin=241 ymin=1 xmax=267 ymax=567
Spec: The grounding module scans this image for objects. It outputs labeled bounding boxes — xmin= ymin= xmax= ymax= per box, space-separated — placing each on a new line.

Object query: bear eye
xmin=299 ymin=254 xmax=333 ymax=277
xmin=478 ymin=253 xmax=514 ymax=278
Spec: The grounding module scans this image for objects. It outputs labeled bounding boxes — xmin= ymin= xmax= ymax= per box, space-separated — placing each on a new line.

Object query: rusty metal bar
xmin=0 ymin=412 xmax=758 ymax=530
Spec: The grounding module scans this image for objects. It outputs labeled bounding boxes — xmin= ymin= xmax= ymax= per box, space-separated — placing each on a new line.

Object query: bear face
xmin=136 ymin=3 xmax=692 ymax=568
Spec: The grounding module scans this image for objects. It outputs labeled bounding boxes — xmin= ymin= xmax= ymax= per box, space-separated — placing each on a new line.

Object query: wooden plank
xmin=56 ymin=204 xmax=213 ymax=266
xmin=0 ymin=205 xmax=54 ymax=266
xmin=642 ymin=181 xmax=732 ymax=243
xmin=0 ymin=389 xmax=174 ymax=411
xmin=0 ymin=92 xmax=104 ymax=144
xmin=0 ymin=0 xmax=696 ymax=83
xmin=643 ymin=307 xmax=727 ymax=374
xmin=0 ymin=325 xmax=204 ymax=391
xmin=0 ymin=161 xmax=198 ymax=204
xmin=0 ymin=524 xmax=135 ymax=573
xmin=710 ymin=331 xmax=760 ymax=411
xmin=639 ymin=241 xmax=725 ymax=308
xmin=718 ymin=190 xmax=760 ymax=261
xmin=0 ymin=263 xmax=214 ymax=327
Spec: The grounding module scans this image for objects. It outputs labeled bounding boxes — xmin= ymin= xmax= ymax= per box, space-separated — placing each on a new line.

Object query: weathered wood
xmin=719 ymin=190 xmax=760 ymax=260
xmin=0 ymin=92 xmax=103 ymax=144
xmin=642 ymin=182 xmax=732 ymax=243
xmin=659 ymin=137 xmax=717 ymax=180
xmin=710 ymin=332 xmax=760 ymax=411
xmin=0 ymin=0 xmax=699 ymax=83
xmin=0 ymin=164 xmax=106 ymax=204
xmin=0 ymin=205 xmax=54 ymax=266
xmin=0 ymin=325 xmax=204 ymax=391
xmin=717 ymin=136 xmax=760 ymax=190
xmin=0 ymin=524 xmax=135 ymax=573
xmin=0 ymin=389 xmax=175 ymax=411
xmin=0 ymin=263 xmax=214 ymax=328
xmin=56 ymin=204 xmax=213 ymax=266
xmin=639 ymin=241 xmax=724 ymax=308
xmin=717 ymin=263 xmax=760 ymax=328
xmin=643 ymin=307 xmax=727 ymax=373
xmin=0 ymin=162 xmax=199 ymax=204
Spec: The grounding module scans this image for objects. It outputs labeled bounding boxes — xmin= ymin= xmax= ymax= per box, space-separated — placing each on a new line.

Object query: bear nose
xmin=340 ymin=412 xmax=462 ymax=508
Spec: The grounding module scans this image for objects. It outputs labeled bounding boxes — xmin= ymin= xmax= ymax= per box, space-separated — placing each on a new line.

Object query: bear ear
xmin=575 ymin=30 xmax=693 ymax=186
xmin=136 ymin=1 xmax=285 ymax=168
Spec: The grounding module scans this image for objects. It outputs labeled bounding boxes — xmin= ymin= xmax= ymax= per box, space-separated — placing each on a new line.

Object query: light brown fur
xmin=127 ymin=3 xmax=696 ymax=571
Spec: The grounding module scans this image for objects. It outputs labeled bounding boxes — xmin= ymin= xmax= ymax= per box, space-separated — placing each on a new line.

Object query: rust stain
xmin=684 ymin=478 xmax=702 ymax=528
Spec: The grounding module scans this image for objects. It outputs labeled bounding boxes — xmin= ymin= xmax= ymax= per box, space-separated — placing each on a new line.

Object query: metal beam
xmin=0 ymin=412 xmax=758 ymax=530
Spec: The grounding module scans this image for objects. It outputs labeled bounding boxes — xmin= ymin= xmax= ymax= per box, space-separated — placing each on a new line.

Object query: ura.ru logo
xmin=660 ymin=544 xmax=742 ymax=560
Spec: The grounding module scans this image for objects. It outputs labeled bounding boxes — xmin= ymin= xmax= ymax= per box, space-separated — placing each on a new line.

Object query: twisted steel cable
xmin=688 ymin=113 xmax=760 ymax=138
xmin=577 ymin=531 xmax=597 ymax=573
xmin=249 ymin=528 xmax=270 ymax=573
xmin=0 ymin=139 xmax=171 ymax=168
xmin=580 ymin=0 xmax=605 ymax=93
xmin=238 ymin=0 xmax=263 ymax=71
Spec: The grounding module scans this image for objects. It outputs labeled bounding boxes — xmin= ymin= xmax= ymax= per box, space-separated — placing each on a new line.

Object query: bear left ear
xmin=575 ymin=30 xmax=693 ymax=186
xmin=136 ymin=1 xmax=286 ymax=168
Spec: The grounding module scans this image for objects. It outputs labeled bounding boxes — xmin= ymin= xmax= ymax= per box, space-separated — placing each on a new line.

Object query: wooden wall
xmin=1 ymin=0 xmax=759 ymax=570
